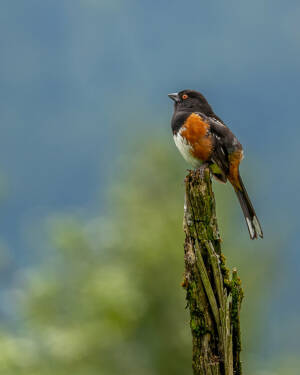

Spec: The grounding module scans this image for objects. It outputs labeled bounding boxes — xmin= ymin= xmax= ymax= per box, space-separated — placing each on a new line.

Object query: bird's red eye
xmin=182 ymin=94 xmax=188 ymax=100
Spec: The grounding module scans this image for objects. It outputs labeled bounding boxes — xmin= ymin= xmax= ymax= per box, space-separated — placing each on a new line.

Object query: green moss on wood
xmin=230 ymin=269 xmax=243 ymax=375
xmin=183 ymin=168 xmax=243 ymax=375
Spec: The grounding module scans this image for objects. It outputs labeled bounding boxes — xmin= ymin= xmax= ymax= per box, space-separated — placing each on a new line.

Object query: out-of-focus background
xmin=0 ymin=1 xmax=299 ymax=374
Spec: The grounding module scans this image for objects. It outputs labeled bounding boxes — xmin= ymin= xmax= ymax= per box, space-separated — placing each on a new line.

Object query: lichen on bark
xmin=182 ymin=168 xmax=243 ymax=375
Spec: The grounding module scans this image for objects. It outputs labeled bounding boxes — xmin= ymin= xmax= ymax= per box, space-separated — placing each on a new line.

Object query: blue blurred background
xmin=0 ymin=1 xmax=299 ymax=374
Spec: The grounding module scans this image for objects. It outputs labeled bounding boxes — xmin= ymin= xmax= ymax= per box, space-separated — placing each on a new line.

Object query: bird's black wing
xmin=205 ymin=115 xmax=242 ymax=182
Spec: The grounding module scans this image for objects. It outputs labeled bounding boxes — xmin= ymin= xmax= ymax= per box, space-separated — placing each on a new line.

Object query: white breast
xmin=173 ymin=131 xmax=202 ymax=168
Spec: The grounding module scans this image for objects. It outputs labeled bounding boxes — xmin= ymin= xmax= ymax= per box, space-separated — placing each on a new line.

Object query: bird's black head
xmin=168 ymin=89 xmax=215 ymax=116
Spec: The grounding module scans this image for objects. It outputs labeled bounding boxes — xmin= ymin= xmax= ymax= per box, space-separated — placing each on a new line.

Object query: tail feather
xmin=234 ymin=175 xmax=263 ymax=240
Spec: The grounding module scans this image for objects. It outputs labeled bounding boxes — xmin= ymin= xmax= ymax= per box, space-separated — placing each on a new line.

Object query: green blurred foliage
xmin=0 ymin=133 xmax=292 ymax=374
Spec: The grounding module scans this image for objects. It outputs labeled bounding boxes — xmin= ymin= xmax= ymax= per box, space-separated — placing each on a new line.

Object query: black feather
xmin=235 ymin=175 xmax=263 ymax=239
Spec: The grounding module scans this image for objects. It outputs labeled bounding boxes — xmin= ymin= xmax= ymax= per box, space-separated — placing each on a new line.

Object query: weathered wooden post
xmin=182 ymin=168 xmax=243 ymax=375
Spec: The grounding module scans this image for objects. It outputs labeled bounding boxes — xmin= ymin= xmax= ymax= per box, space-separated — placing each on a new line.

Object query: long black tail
xmin=235 ymin=175 xmax=263 ymax=239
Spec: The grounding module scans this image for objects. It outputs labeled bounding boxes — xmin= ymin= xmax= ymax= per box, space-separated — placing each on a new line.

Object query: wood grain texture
xmin=182 ymin=168 xmax=243 ymax=375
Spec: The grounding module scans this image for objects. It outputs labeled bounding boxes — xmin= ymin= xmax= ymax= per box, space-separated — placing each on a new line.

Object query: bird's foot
xmin=196 ymin=163 xmax=210 ymax=177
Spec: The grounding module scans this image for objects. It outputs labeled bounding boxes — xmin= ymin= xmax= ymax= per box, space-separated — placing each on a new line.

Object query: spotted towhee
xmin=168 ymin=89 xmax=263 ymax=239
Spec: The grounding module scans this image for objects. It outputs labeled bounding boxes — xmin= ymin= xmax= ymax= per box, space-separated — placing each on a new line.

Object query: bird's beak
xmin=168 ymin=92 xmax=180 ymax=103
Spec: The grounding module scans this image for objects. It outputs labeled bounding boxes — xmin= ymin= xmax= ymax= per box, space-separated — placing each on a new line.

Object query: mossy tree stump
xmin=182 ymin=168 xmax=243 ymax=375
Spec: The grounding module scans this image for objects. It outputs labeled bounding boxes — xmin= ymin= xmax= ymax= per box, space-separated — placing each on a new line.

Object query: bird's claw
xmin=196 ymin=163 xmax=210 ymax=177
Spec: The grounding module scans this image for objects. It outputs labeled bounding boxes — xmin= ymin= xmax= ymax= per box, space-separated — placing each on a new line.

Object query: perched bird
xmin=168 ymin=89 xmax=263 ymax=239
